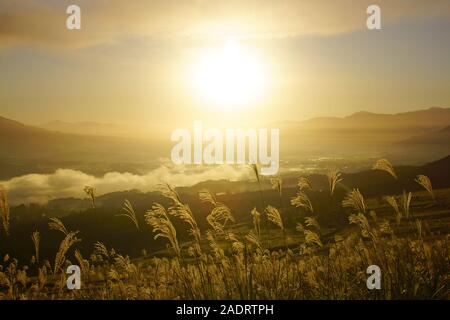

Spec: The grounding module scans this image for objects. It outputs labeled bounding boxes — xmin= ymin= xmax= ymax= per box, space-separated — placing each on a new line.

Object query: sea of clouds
xmin=1 ymin=164 xmax=253 ymax=205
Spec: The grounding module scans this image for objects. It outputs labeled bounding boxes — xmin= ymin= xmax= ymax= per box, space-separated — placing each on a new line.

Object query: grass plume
xmin=145 ymin=203 xmax=180 ymax=257
xmin=373 ymin=159 xmax=397 ymax=179
xmin=327 ymin=169 xmax=342 ymax=196
xmin=415 ymin=175 xmax=434 ymax=200
xmin=342 ymin=188 xmax=366 ymax=214
xmin=117 ymin=199 xmax=140 ymax=230
xmin=48 ymin=217 xmax=68 ymax=235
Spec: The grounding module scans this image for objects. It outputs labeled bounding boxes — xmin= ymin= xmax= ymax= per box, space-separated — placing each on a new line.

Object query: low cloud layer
xmin=1 ymin=164 xmax=253 ymax=205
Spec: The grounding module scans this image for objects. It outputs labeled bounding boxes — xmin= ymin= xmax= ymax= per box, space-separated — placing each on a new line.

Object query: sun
xmin=192 ymin=39 xmax=267 ymax=111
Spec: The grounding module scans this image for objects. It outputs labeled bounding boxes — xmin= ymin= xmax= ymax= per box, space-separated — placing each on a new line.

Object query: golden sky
xmin=1 ymin=0 xmax=450 ymax=128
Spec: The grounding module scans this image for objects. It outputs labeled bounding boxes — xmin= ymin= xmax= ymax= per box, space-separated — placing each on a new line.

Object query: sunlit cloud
xmin=1 ymin=163 xmax=253 ymax=204
xmin=1 ymin=0 xmax=450 ymax=49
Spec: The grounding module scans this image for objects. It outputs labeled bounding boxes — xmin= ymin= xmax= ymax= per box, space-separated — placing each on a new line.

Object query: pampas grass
xmin=415 ymin=175 xmax=434 ymax=200
xmin=342 ymin=188 xmax=366 ymax=214
xmin=200 ymin=189 xmax=234 ymax=234
xmin=94 ymin=241 xmax=109 ymax=259
xmin=327 ymin=169 xmax=342 ymax=196
xmin=0 ymin=185 xmax=10 ymax=236
xmin=303 ymin=229 xmax=322 ymax=248
xmin=54 ymin=231 xmax=81 ymax=274
xmin=297 ymin=177 xmax=312 ymax=191
xmin=48 ymin=217 xmax=68 ymax=235
xmin=348 ymin=212 xmax=372 ymax=239
xmin=1 ymin=163 xmax=449 ymax=300
xmin=117 ymin=199 xmax=140 ymax=230
xmin=291 ymin=191 xmax=313 ymax=213
xmin=207 ymin=205 xmax=235 ymax=234
xmin=145 ymin=203 xmax=181 ymax=257
xmin=265 ymin=205 xmax=284 ymax=230
xmin=373 ymin=159 xmax=397 ymax=179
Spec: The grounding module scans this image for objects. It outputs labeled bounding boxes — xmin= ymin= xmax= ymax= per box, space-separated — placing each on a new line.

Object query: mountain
xmin=390 ymin=125 xmax=450 ymax=161
xmin=1 ymin=106 xmax=450 ymax=179
xmin=40 ymin=120 xmax=132 ymax=137
xmin=279 ymin=107 xmax=450 ymax=158
xmin=0 ymin=116 xmax=166 ymax=163
xmin=397 ymin=125 xmax=450 ymax=145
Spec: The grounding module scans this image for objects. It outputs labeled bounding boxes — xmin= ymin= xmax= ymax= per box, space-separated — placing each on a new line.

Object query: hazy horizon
xmin=1 ymin=1 xmax=450 ymax=127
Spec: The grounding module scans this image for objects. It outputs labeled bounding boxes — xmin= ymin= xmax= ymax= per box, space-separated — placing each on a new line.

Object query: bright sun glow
xmin=192 ymin=40 xmax=267 ymax=110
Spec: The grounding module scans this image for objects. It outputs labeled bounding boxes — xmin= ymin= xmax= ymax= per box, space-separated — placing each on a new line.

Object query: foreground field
xmin=0 ymin=162 xmax=449 ymax=300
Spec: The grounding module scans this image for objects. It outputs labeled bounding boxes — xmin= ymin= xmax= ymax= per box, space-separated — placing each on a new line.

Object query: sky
xmin=1 ymin=0 xmax=450 ymax=128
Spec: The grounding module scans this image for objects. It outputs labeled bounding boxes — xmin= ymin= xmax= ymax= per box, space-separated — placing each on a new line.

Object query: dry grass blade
xmin=265 ymin=205 xmax=284 ymax=230
xmin=291 ymin=191 xmax=313 ymax=212
xmin=54 ymin=231 xmax=81 ymax=274
xmin=145 ymin=203 xmax=180 ymax=257
xmin=415 ymin=175 xmax=434 ymax=200
xmin=48 ymin=217 xmax=68 ymax=235
xmin=342 ymin=189 xmax=366 ymax=214
xmin=31 ymin=230 xmax=40 ymax=263
xmin=117 ymin=199 xmax=140 ymax=230
xmin=373 ymin=159 xmax=397 ymax=179
xmin=327 ymin=170 xmax=342 ymax=196
xmin=0 ymin=185 xmax=10 ymax=236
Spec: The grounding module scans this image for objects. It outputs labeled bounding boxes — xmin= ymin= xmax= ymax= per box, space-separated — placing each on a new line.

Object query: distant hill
xmin=390 ymin=125 xmax=450 ymax=161
xmin=397 ymin=125 xmax=450 ymax=146
xmin=1 ymin=107 xmax=450 ymax=179
xmin=278 ymin=107 xmax=450 ymax=158
xmin=0 ymin=116 xmax=166 ymax=162
xmin=40 ymin=120 xmax=132 ymax=137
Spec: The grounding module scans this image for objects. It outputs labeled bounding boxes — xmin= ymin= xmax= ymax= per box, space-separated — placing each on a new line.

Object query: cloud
xmin=1 ymin=0 xmax=450 ymax=49
xmin=0 ymin=164 xmax=253 ymax=204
